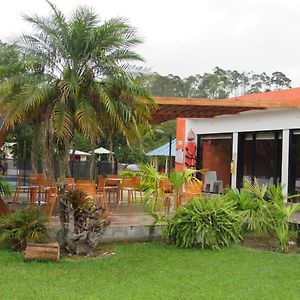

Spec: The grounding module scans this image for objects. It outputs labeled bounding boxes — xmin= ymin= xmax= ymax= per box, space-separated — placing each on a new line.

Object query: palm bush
xmin=226 ymin=178 xmax=300 ymax=252
xmin=165 ymin=197 xmax=243 ymax=249
xmin=0 ymin=209 xmax=48 ymax=251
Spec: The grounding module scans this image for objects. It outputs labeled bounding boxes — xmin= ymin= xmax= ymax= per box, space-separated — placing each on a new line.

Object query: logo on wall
xmin=184 ymin=129 xmax=197 ymax=169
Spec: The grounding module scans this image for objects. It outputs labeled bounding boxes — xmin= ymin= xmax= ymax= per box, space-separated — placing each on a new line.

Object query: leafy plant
xmin=0 ymin=176 xmax=12 ymax=197
xmin=165 ymin=197 xmax=243 ymax=249
xmin=226 ymin=178 xmax=300 ymax=252
xmin=169 ymin=169 xmax=201 ymax=205
xmin=0 ymin=208 xmax=48 ymax=251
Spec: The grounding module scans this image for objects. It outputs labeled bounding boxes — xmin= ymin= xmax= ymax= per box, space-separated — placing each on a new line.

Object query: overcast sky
xmin=0 ymin=0 xmax=299 ymax=86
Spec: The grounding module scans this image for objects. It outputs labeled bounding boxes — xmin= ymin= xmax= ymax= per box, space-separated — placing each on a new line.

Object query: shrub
xmin=165 ymin=197 xmax=243 ymax=249
xmin=0 ymin=208 xmax=48 ymax=251
xmin=225 ymin=179 xmax=300 ymax=252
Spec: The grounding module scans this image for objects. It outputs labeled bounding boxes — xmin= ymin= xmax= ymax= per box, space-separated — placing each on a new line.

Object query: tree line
xmin=145 ymin=67 xmax=292 ymax=99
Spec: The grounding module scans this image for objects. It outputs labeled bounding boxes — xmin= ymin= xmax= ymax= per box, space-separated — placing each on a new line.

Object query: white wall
xmin=185 ymin=108 xmax=300 ymax=135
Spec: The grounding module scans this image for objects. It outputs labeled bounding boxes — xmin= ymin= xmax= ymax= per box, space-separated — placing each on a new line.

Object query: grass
xmin=1 ymin=242 xmax=300 ymax=299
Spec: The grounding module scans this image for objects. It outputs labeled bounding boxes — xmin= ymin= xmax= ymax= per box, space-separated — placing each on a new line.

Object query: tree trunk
xmin=108 ymin=132 xmax=113 ymax=163
xmin=60 ymin=192 xmax=111 ymax=255
xmin=31 ymin=124 xmax=40 ymax=174
xmin=89 ymin=141 xmax=96 ymax=179
xmin=0 ymin=127 xmax=10 ymax=148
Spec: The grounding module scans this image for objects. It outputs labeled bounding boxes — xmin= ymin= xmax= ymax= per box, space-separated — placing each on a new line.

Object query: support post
xmin=281 ymin=129 xmax=290 ymax=196
xmin=231 ymin=132 xmax=238 ymax=189
xmin=168 ymin=135 xmax=172 ymax=177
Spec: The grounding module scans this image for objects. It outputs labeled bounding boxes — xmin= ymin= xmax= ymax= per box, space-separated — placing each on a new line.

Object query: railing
xmin=0 ymin=159 xmax=121 ymax=188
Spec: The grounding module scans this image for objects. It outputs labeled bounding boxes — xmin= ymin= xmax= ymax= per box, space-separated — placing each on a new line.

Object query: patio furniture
xmin=57 ymin=177 xmax=75 ymax=190
xmin=98 ymin=176 xmax=120 ymax=207
xmin=204 ymin=171 xmax=223 ymax=193
xmin=121 ymin=177 xmax=136 ymax=204
xmin=132 ymin=176 xmax=143 ymax=203
xmin=105 ymin=177 xmax=122 ymax=205
xmin=30 ymin=176 xmax=53 ymax=206
xmin=159 ymin=179 xmax=175 ymax=214
xmin=75 ymin=180 xmax=97 ymax=202
xmin=181 ymin=180 xmax=203 ymax=204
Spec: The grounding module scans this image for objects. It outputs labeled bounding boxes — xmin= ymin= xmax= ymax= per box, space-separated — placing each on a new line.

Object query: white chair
xmin=204 ymin=171 xmax=223 ymax=193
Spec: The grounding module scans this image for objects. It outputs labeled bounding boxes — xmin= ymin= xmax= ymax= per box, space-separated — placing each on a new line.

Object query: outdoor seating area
xmin=12 ymin=174 xmax=146 ymax=216
xmin=11 ymin=171 xmax=206 ymax=217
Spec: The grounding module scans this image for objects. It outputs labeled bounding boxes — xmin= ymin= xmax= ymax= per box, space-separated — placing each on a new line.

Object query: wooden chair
xmin=159 ymin=179 xmax=175 ymax=214
xmin=106 ymin=174 xmax=119 ymax=179
xmin=57 ymin=177 xmax=75 ymax=190
xmin=121 ymin=177 xmax=136 ymax=204
xmin=103 ymin=177 xmax=120 ymax=206
xmin=132 ymin=176 xmax=143 ymax=203
xmin=181 ymin=180 xmax=203 ymax=205
xmin=97 ymin=176 xmax=109 ymax=208
xmin=75 ymin=180 xmax=97 ymax=202
xmin=30 ymin=176 xmax=53 ymax=206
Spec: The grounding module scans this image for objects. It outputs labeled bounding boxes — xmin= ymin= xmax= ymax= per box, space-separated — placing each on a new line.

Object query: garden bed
xmin=240 ymin=235 xmax=299 ymax=253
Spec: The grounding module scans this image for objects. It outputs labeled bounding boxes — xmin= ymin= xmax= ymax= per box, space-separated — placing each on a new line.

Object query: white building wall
xmin=186 ymin=108 xmax=300 ymax=135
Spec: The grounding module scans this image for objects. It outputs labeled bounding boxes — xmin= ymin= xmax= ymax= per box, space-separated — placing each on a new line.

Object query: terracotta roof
xmin=150 ymin=87 xmax=300 ymax=124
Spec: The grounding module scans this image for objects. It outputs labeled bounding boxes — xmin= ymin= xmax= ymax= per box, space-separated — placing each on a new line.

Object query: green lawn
xmin=1 ymin=243 xmax=300 ymax=300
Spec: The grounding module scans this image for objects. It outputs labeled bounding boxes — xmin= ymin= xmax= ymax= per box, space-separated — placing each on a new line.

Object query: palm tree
xmin=0 ymin=1 xmax=156 ymax=178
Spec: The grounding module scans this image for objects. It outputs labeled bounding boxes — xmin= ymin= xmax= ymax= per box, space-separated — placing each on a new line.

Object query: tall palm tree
xmin=0 ymin=1 xmax=156 ymax=178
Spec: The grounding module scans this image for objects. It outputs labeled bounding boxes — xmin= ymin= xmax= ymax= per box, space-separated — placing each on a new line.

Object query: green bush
xmin=0 ymin=209 xmax=48 ymax=251
xmin=225 ymin=179 xmax=300 ymax=252
xmin=165 ymin=197 xmax=243 ymax=249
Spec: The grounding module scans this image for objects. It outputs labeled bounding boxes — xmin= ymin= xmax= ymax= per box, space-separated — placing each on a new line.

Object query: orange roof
xmin=150 ymin=87 xmax=300 ymax=124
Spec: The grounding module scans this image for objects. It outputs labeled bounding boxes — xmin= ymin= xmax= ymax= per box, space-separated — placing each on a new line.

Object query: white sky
xmin=0 ymin=0 xmax=300 ymax=86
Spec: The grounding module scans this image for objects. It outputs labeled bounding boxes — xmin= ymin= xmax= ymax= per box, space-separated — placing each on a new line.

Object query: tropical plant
xmin=0 ymin=176 xmax=11 ymax=197
xmin=169 ymin=169 xmax=201 ymax=205
xmin=226 ymin=178 xmax=300 ymax=252
xmin=60 ymin=189 xmax=111 ymax=255
xmin=138 ymin=163 xmax=167 ymax=212
xmin=0 ymin=208 xmax=48 ymax=251
xmin=165 ymin=196 xmax=243 ymax=249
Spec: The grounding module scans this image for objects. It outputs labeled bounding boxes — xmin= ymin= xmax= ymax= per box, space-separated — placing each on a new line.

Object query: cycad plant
xmin=0 ymin=208 xmax=48 ymax=251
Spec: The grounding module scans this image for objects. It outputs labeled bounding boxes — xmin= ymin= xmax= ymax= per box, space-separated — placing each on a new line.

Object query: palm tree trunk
xmin=108 ymin=132 xmax=113 ymax=163
xmin=0 ymin=127 xmax=9 ymax=148
xmin=89 ymin=141 xmax=95 ymax=179
xmin=31 ymin=124 xmax=40 ymax=173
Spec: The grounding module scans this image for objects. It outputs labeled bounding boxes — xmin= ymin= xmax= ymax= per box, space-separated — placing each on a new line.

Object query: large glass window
xmin=237 ymin=131 xmax=282 ymax=187
xmin=198 ymin=134 xmax=232 ymax=193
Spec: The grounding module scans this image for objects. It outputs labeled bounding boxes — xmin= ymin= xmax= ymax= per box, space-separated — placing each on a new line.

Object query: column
xmin=281 ymin=129 xmax=290 ymax=196
xmin=231 ymin=132 xmax=238 ymax=189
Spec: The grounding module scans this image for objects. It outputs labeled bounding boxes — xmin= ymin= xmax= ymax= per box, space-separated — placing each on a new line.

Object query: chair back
xmin=159 ymin=179 xmax=173 ymax=193
xmin=36 ymin=176 xmax=52 ymax=187
xmin=185 ymin=180 xmax=203 ymax=199
xmin=75 ymin=183 xmax=97 ymax=201
xmin=106 ymin=174 xmax=119 ymax=179
xmin=76 ymin=180 xmax=95 ymax=186
xmin=28 ymin=173 xmax=38 ymax=186
xmin=204 ymin=171 xmax=217 ymax=192
xmin=122 ymin=177 xmax=135 ymax=188
xmin=98 ymin=176 xmax=105 ymax=192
